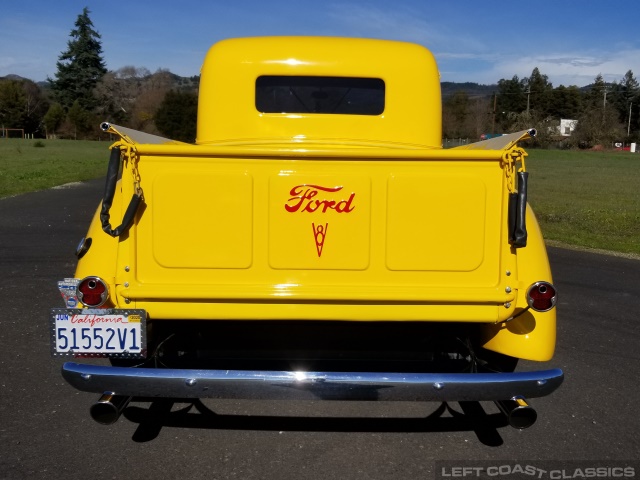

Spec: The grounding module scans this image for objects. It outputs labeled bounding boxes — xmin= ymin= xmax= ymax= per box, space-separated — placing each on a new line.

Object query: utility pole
xmin=603 ymin=87 xmax=609 ymax=124
xmin=629 ymin=102 xmax=633 ymax=136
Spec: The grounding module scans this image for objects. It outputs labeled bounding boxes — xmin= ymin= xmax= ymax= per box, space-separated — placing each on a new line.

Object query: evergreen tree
xmin=523 ymin=67 xmax=553 ymax=115
xmin=0 ymin=79 xmax=48 ymax=134
xmin=0 ymin=80 xmax=28 ymax=129
xmin=43 ymin=102 xmax=65 ymax=137
xmin=67 ymin=99 xmax=92 ymax=139
xmin=584 ymin=74 xmax=607 ymax=110
xmin=573 ymin=74 xmax=624 ymax=147
xmin=442 ymin=91 xmax=470 ymax=137
xmin=611 ymin=70 xmax=639 ymax=135
xmin=155 ymin=90 xmax=198 ymax=142
xmin=549 ymin=85 xmax=582 ymax=120
xmin=496 ymin=75 xmax=526 ymax=130
xmin=49 ymin=7 xmax=107 ymax=112
xmin=619 ymin=70 xmax=639 ymax=104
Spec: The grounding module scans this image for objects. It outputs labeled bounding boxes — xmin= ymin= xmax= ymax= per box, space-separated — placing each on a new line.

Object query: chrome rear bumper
xmin=62 ymin=362 xmax=563 ymax=402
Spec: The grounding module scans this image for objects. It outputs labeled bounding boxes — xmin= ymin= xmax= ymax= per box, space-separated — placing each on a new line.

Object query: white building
xmin=559 ymin=119 xmax=578 ymax=136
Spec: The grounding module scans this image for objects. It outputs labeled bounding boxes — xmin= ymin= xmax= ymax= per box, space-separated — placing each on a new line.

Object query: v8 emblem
xmin=312 ymin=223 xmax=328 ymax=257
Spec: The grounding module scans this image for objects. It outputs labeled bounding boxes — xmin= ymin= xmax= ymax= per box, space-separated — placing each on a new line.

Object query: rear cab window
xmin=256 ymin=76 xmax=385 ymax=115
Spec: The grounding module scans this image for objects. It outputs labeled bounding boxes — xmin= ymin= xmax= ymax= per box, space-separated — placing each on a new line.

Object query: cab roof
xmin=196 ymin=37 xmax=442 ymax=148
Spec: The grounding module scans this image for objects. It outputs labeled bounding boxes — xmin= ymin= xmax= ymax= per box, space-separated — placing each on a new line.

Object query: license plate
xmin=50 ymin=309 xmax=146 ymax=358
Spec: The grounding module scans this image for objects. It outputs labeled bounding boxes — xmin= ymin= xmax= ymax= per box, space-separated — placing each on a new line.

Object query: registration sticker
xmin=57 ymin=278 xmax=80 ymax=308
xmin=50 ymin=308 xmax=146 ymax=358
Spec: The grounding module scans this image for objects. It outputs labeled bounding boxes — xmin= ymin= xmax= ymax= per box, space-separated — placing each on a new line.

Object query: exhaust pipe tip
xmin=90 ymin=392 xmax=132 ymax=425
xmin=495 ymin=396 xmax=537 ymax=429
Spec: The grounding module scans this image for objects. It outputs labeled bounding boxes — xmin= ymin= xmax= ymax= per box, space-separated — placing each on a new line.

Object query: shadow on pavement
xmin=123 ymin=399 xmax=507 ymax=446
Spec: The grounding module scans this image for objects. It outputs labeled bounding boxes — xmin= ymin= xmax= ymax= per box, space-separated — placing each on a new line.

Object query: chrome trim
xmin=452 ymin=128 xmax=536 ymax=151
xmin=495 ymin=395 xmax=538 ymax=429
xmin=90 ymin=392 xmax=132 ymax=425
xmin=100 ymin=122 xmax=174 ymax=144
xmin=62 ymin=362 xmax=563 ymax=402
xmin=75 ymin=237 xmax=92 ymax=259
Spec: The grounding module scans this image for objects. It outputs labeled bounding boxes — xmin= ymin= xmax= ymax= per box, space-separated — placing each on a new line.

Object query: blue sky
xmin=1 ymin=0 xmax=638 ymax=87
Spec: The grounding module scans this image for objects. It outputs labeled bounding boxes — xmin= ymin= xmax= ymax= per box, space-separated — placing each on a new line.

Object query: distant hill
xmin=1 ymin=71 xmax=199 ymax=91
xmin=4 ymin=73 xmax=491 ymax=97
xmin=5 ymin=73 xmax=599 ymax=99
xmin=441 ymin=81 xmax=497 ymax=98
xmin=578 ymin=82 xmax=616 ymax=93
xmin=1 ymin=74 xmax=30 ymax=82
xmin=0 ymin=74 xmax=50 ymax=90
xmin=169 ymin=73 xmax=200 ymax=90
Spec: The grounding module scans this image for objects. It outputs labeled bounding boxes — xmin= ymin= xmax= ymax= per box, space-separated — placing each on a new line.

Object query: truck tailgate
xmin=117 ymin=146 xmax=517 ymax=322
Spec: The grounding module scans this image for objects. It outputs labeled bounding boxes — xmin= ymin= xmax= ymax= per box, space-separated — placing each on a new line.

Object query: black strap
xmin=100 ymin=147 xmax=143 ymax=237
xmin=508 ymin=171 xmax=528 ymax=248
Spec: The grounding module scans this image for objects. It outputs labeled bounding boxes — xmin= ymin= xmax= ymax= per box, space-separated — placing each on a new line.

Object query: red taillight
xmin=526 ymin=281 xmax=557 ymax=312
xmin=77 ymin=276 xmax=109 ymax=307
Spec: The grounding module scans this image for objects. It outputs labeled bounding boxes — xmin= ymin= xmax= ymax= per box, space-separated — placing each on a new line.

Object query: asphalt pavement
xmin=1 ymin=180 xmax=639 ymax=480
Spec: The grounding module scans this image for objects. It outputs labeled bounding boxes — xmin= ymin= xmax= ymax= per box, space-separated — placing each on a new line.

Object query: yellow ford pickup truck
xmin=51 ymin=37 xmax=562 ymax=429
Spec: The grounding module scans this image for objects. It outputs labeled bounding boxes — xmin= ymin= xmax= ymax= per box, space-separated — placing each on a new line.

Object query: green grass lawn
xmin=0 ymin=138 xmax=109 ymax=198
xmin=526 ymin=149 xmax=640 ymax=255
xmin=1 ymin=138 xmax=638 ymax=255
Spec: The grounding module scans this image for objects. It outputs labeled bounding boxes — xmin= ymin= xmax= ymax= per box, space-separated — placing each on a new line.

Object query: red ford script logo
xmin=284 ymin=185 xmax=356 ymax=257
xmin=285 ymin=185 xmax=355 ymax=213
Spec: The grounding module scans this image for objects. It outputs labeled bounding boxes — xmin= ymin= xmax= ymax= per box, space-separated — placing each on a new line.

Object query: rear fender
xmin=480 ymin=205 xmax=556 ymax=361
xmin=74 ymin=189 xmax=121 ymax=289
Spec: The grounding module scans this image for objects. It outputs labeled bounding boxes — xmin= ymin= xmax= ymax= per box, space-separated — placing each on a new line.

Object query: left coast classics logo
xmin=284 ymin=184 xmax=356 ymax=257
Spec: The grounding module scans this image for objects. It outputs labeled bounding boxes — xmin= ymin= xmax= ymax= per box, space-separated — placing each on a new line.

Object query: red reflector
xmin=77 ymin=277 xmax=108 ymax=307
xmin=527 ymin=282 xmax=557 ymax=312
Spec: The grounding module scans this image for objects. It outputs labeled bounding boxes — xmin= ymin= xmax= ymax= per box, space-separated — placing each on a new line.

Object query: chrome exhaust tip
xmin=495 ymin=396 xmax=537 ymax=429
xmin=90 ymin=392 xmax=132 ymax=425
